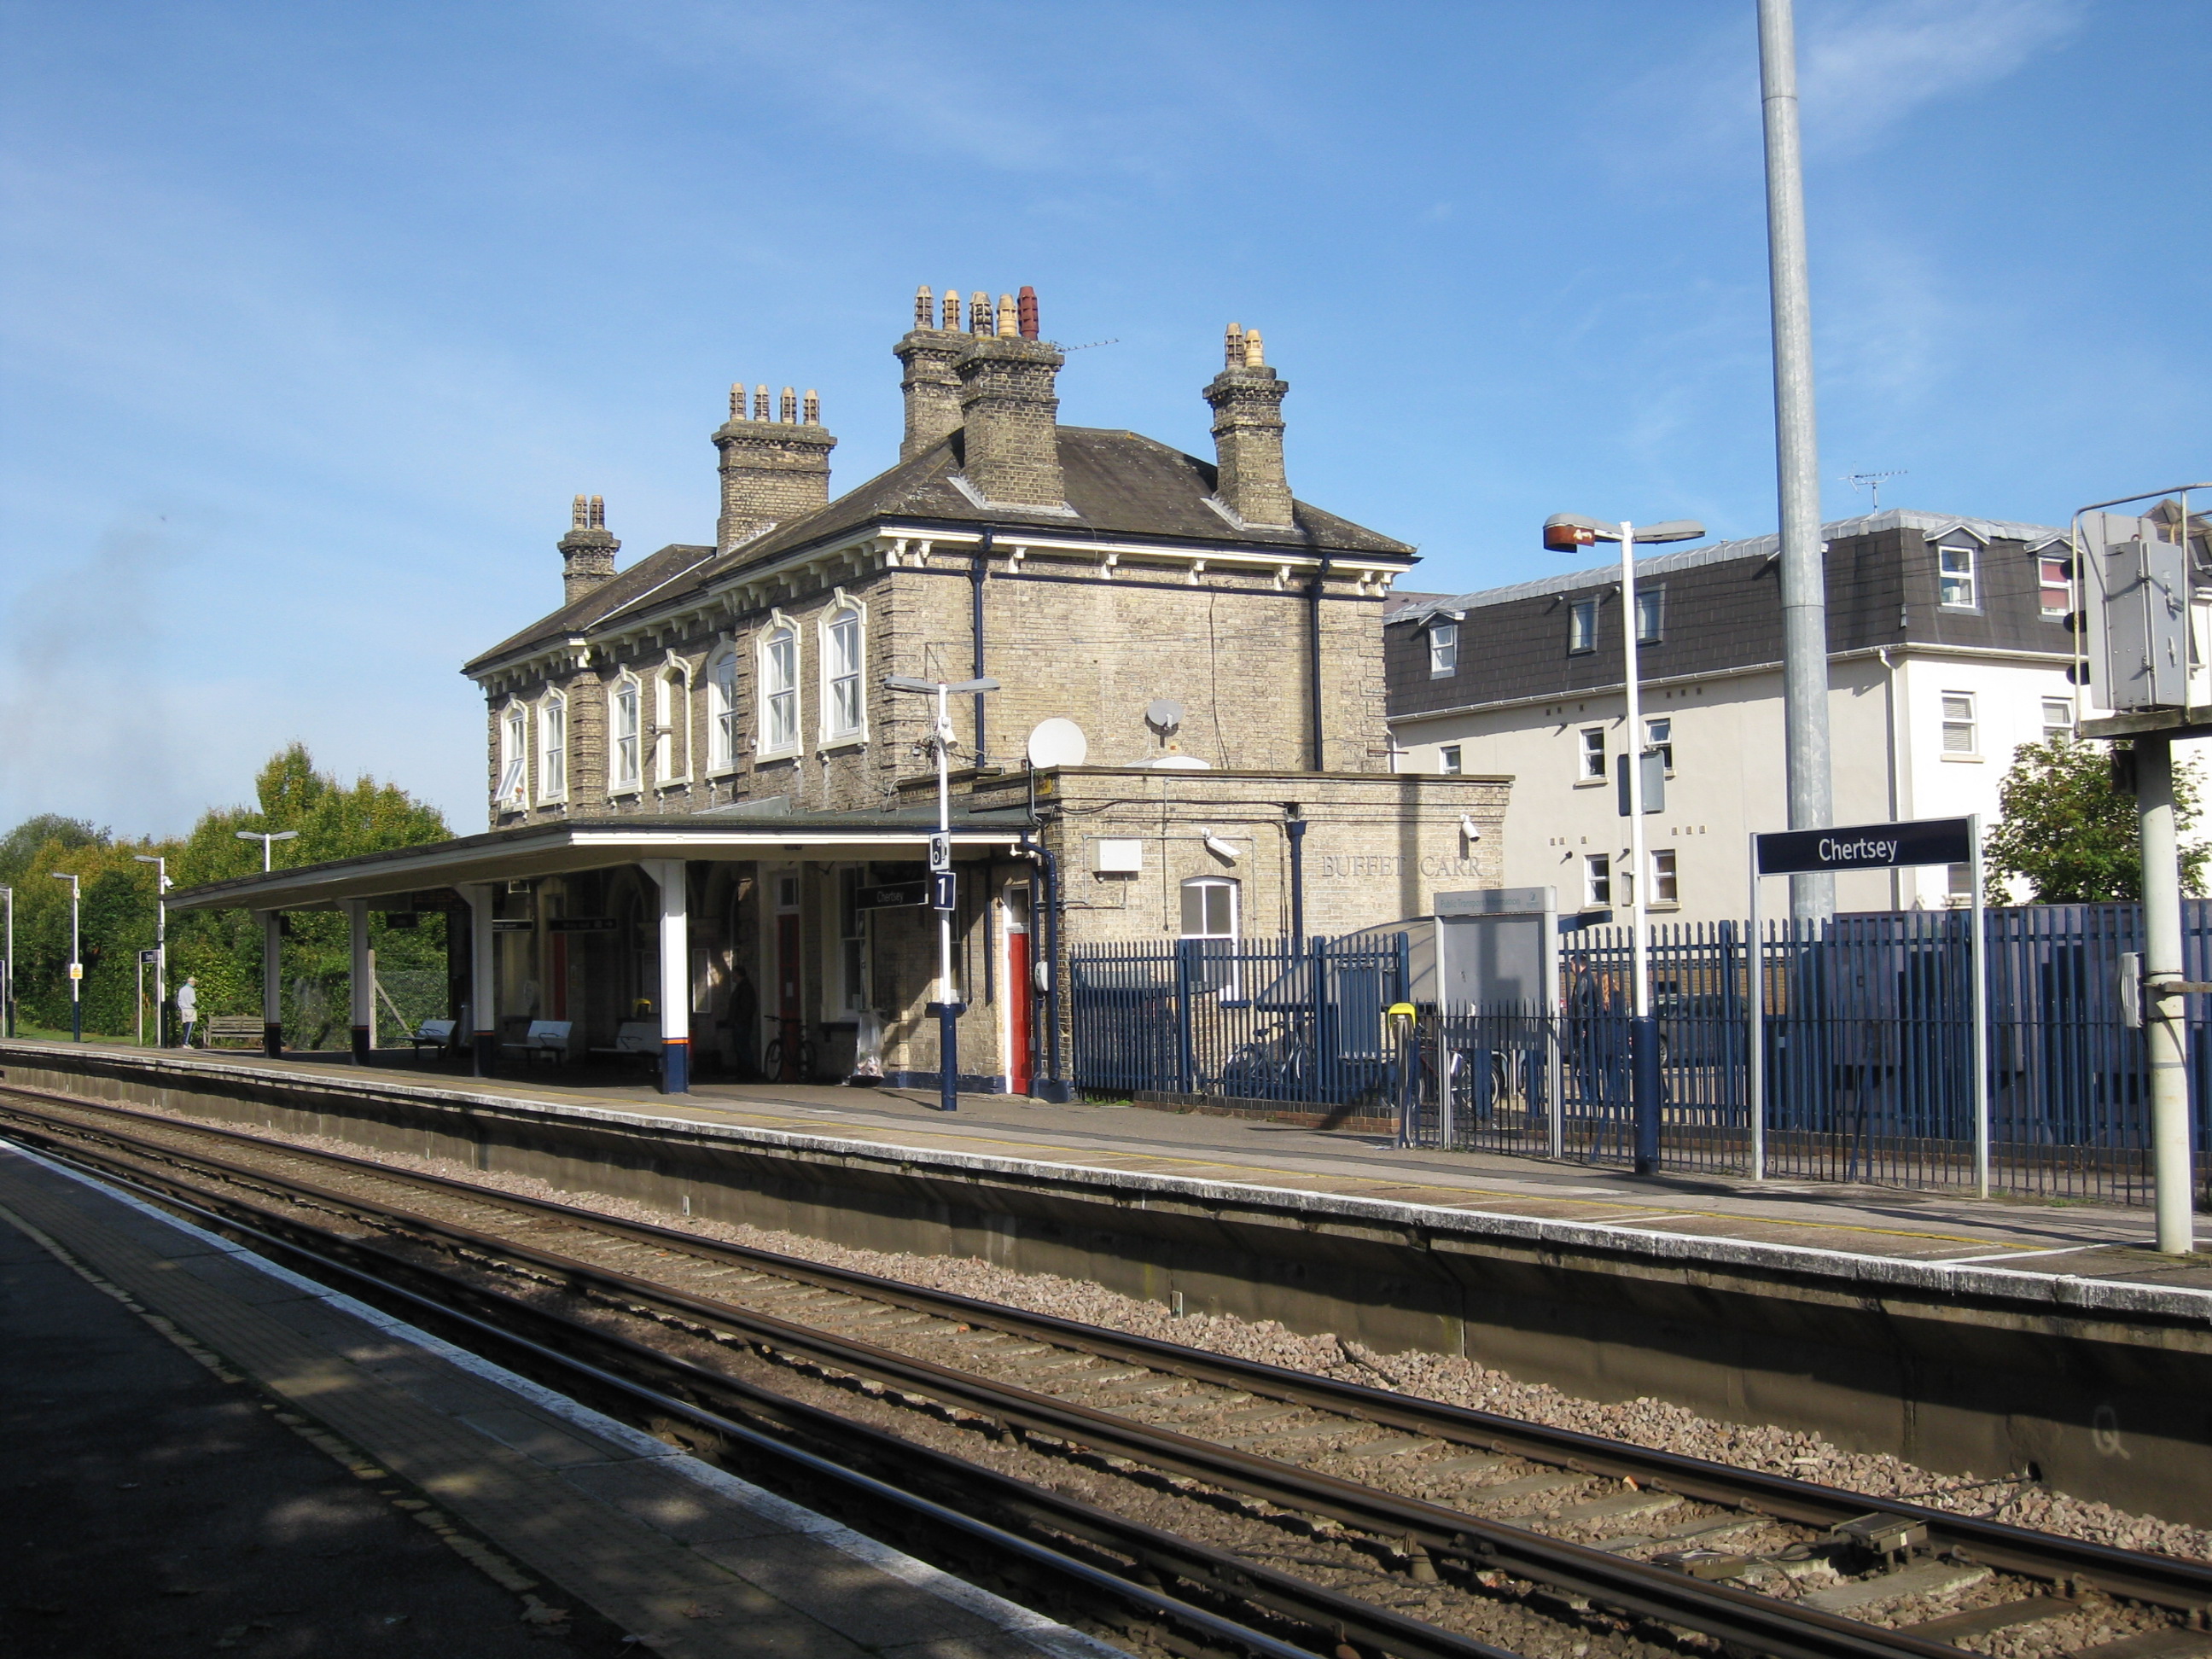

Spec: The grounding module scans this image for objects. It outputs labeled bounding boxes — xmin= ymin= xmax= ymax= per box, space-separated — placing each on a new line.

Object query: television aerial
xmin=1844 ymin=469 xmax=1906 ymax=510
xmin=1026 ymin=718 xmax=1089 ymax=769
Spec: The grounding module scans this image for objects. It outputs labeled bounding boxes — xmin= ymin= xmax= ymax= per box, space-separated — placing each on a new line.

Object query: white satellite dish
xmin=1027 ymin=718 xmax=1089 ymax=768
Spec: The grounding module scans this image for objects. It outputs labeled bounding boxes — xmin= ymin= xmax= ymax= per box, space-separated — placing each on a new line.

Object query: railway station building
xmin=170 ymin=289 xmax=1509 ymax=1093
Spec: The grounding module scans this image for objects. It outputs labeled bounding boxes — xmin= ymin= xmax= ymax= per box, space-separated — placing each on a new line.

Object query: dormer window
xmin=1569 ymin=597 xmax=1598 ymax=655
xmin=1428 ymin=620 xmax=1458 ymax=678
xmin=1938 ymin=542 xmax=1977 ymax=609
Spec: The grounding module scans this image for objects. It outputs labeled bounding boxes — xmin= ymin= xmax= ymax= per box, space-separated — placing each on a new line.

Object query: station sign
xmin=858 ymin=882 xmax=927 ymax=911
xmin=490 ymin=918 xmax=533 ymax=933
xmin=1755 ymin=816 xmax=1973 ymax=876
xmin=931 ymin=870 xmax=958 ymax=912
xmin=548 ymin=917 xmax=620 ymax=933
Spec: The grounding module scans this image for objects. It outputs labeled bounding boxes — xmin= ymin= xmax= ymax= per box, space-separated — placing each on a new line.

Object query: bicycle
xmin=761 ymin=1014 xmax=818 ymax=1082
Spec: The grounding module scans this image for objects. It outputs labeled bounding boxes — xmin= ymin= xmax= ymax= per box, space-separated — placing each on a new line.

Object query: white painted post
xmin=640 ymin=860 xmax=690 ymax=1093
xmin=458 ymin=883 xmax=497 ymax=1077
xmin=1747 ymin=844 xmax=1766 ymax=1182
xmin=2138 ymin=737 xmax=2196 ymax=1253
xmin=258 ymin=910 xmax=282 ymax=1057
xmin=346 ymin=899 xmax=373 ymax=1064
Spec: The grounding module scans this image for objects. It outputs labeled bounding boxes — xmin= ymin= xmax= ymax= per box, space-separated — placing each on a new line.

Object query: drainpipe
xmin=1284 ymin=804 xmax=1307 ymax=946
xmin=1306 ymin=558 xmax=1330 ymax=771
xmin=1016 ymin=830 xmax=1069 ymax=1103
xmin=972 ymin=529 xmax=992 ymax=764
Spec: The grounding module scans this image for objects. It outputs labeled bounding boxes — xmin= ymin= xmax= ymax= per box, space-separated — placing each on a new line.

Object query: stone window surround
xmin=705 ymin=642 xmax=742 ymax=776
xmin=817 ymin=589 xmax=869 ymax=750
xmin=537 ymin=690 xmax=568 ymax=805
xmin=496 ymin=699 xmax=529 ymax=811
xmin=756 ymin=609 xmax=802 ymax=760
xmin=651 ymin=650 xmax=694 ymax=788
xmin=608 ymin=672 xmax=644 ymax=795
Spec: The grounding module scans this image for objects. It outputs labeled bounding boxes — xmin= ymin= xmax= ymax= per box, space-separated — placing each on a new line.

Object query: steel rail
xmin=3 ymin=1101 xmax=2013 ymax=1659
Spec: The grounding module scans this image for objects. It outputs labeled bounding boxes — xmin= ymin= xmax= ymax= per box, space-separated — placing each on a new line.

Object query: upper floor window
xmin=1937 ymin=542 xmax=1977 ymax=609
xmin=823 ymin=602 xmax=864 ymax=742
xmin=1941 ymin=691 xmax=1977 ymax=755
xmin=707 ymin=649 xmax=740 ymax=771
xmin=2042 ymin=696 xmax=2073 ymax=742
xmin=2039 ymin=554 xmax=2073 ymax=617
xmin=1428 ymin=621 xmax=1458 ymax=678
xmin=538 ymin=695 xmax=567 ymax=802
xmin=1569 ymin=597 xmax=1598 ymax=654
xmin=1439 ymin=744 xmax=1463 ymax=776
xmin=1645 ymin=715 xmax=1673 ymax=775
xmin=655 ymin=666 xmax=690 ymax=783
xmin=497 ymin=704 xmax=527 ymax=807
xmin=1634 ymin=587 xmax=1663 ymax=644
xmin=1584 ymin=853 xmax=1611 ymax=908
xmin=1579 ymin=725 xmax=1607 ymax=780
xmin=611 ymin=677 xmax=642 ymax=790
xmin=759 ymin=619 xmax=799 ymax=755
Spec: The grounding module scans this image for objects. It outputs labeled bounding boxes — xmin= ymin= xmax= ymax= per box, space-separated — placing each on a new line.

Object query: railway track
xmin=4 ymin=1086 xmax=2208 ymax=1659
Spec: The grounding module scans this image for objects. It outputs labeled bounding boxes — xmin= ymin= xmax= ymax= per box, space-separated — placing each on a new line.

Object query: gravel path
xmin=75 ymin=1102 xmax=2212 ymax=1567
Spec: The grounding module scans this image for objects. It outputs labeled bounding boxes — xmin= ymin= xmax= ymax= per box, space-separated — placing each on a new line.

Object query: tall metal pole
xmin=934 ymin=682 xmax=960 ymax=1115
xmin=2 ymin=886 xmax=13 ymax=1039
xmin=1621 ymin=525 xmax=1662 ymax=1175
xmin=67 ymin=877 xmax=81 ymax=1041
xmin=1757 ymin=0 xmax=1834 ymax=923
xmin=2137 ymin=736 xmax=2196 ymax=1254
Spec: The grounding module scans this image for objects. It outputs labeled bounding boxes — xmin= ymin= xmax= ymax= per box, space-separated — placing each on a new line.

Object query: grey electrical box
xmin=1615 ymin=749 xmax=1665 ymax=816
xmin=2086 ymin=510 xmax=2189 ymax=711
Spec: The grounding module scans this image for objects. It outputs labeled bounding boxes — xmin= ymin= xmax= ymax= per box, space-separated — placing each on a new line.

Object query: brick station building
xmin=170 ymin=288 xmax=1508 ymax=1094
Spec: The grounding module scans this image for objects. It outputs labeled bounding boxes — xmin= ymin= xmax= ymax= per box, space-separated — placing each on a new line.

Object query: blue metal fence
xmin=1068 ymin=934 xmax=1410 ymax=1111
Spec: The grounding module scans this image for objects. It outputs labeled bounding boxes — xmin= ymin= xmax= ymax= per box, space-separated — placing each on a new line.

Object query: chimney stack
xmin=892 ymin=282 xmax=968 ymax=458
xmin=936 ymin=284 xmax=1061 ymax=508
xmin=1202 ymin=323 xmax=1294 ymax=527
xmin=713 ymin=377 xmax=835 ymax=553
xmin=558 ymin=494 xmax=619 ymax=606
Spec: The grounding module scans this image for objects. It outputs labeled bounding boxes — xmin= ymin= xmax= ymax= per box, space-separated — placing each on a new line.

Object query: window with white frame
xmin=2039 ymin=554 xmax=2073 ymax=617
xmin=1645 ymin=715 xmax=1673 ymax=775
xmin=1439 ymin=744 xmax=1463 ymax=776
xmin=1569 ymin=597 xmax=1598 ymax=654
xmin=1635 ymin=587 xmax=1663 ymax=644
xmin=822 ymin=602 xmax=864 ymax=742
xmin=497 ymin=704 xmax=528 ymax=807
xmin=759 ymin=619 xmax=799 ymax=755
xmin=611 ymin=677 xmax=642 ymax=790
xmin=1583 ymin=853 xmax=1611 ymax=908
xmin=2041 ymin=696 xmax=2073 ymax=742
xmin=1650 ymin=847 xmax=1679 ymax=905
xmin=1429 ymin=620 xmax=1458 ymax=678
xmin=1941 ymin=691 xmax=1977 ymax=755
xmin=1179 ymin=876 xmax=1237 ymax=940
xmin=1579 ymin=725 xmax=1606 ymax=780
xmin=1938 ymin=542 xmax=1977 ymax=608
xmin=707 ymin=649 xmax=740 ymax=771
xmin=538 ymin=695 xmax=567 ymax=802
xmin=655 ymin=666 xmax=689 ymax=783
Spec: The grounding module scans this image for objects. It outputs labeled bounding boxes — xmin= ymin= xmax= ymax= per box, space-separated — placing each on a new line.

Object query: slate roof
xmin=468 ymin=426 xmax=1413 ymax=675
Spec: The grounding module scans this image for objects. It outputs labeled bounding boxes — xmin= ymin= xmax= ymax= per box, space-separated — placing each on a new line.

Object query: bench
xmin=202 ymin=1016 xmax=265 ymax=1050
xmin=589 ymin=1020 xmax=662 ymax=1069
xmin=406 ymin=1017 xmax=457 ymax=1059
xmin=501 ymin=1019 xmax=572 ymax=1065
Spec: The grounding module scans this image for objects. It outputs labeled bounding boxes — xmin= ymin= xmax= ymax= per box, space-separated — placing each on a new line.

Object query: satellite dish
xmin=1145 ymin=698 xmax=1185 ymax=733
xmin=1145 ymin=754 xmax=1211 ymax=770
xmin=1027 ymin=718 xmax=1089 ymax=768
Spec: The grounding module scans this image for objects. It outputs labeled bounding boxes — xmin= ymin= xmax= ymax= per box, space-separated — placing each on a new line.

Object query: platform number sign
xmin=931 ymin=870 xmax=957 ymax=913
xmin=928 ymin=835 xmax=952 ymax=873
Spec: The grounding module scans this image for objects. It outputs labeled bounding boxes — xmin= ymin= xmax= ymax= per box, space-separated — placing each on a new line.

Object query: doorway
xmin=1003 ymin=882 xmax=1033 ymax=1096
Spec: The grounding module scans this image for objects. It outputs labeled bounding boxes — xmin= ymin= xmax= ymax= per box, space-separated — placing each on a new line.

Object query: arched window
xmin=758 ymin=614 xmax=799 ymax=757
xmin=820 ymin=594 xmax=866 ymax=743
xmin=610 ymin=676 xmax=642 ymax=791
xmin=1179 ymin=876 xmax=1237 ymax=940
xmin=497 ymin=701 xmax=528 ymax=809
xmin=706 ymin=647 xmax=740 ymax=771
xmin=655 ymin=662 xmax=690 ymax=783
xmin=538 ymin=693 xmax=568 ymax=802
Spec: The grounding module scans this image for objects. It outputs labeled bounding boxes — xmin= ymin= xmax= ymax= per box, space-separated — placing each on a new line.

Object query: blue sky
xmin=2 ymin=0 xmax=2203 ymax=838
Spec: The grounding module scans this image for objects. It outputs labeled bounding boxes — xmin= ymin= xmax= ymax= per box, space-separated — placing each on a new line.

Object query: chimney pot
xmin=1225 ymin=323 xmax=1243 ymax=368
xmin=802 ymin=388 xmax=819 ymax=425
xmin=941 ymin=288 xmax=960 ymax=329
xmin=969 ymin=291 xmax=991 ymax=334
xmin=996 ymin=293 xmax=1017 ymax=337
xmin=779 ymin=386 xmax=797 ymax=423
xmin=729 ymin=381 xmax=742 ymax=419
xmin=1017 ymin=285 xmax=1039 ymax=340
xmin=754 ymin=384 xmax=771 ymax=421
xmin=913 ymin=282 xmax=933 ymax=328
xmin=1243 ymin=328 xmax=1265 ymax=368
xmin=571 ymin=493 xmax=589 ymax=529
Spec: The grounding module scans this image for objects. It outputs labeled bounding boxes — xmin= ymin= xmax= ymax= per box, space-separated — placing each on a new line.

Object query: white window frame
xmin=757 ymin=612 xmax=800 ymax=759
xmin=1438 ymin=743 xmax=1463 ymax=776
xmin=1940 ymin=690 xmax=1978 ymax=758
xmin=1650 ymin=847 xmax=1679 ymax=906
xmin=2041 ymin=696 xmax=2074 ymax=742
xmin=818 ymin=592 xmax=868 ymax=747
xmin=1569 ymin=597 xmax=1598 ymax=654
xmin=610 ymin=674 xmax=643 ymax=793
xmin=1634 ymin=586 xmax=1663 ymax=644
xmin=1578 ymin=725 xmax=1607 ymax=781
xmin=706 ymin=645 xmax=741 ymax=773
xmin=538 ymin=692 xmax=568 ymax=803
xmin=1584 ymin=853 xmax=1612 ymax=909
xmin=1428 ymin=620 xmax=1458 ymax=678
xmin=1179 ymin=876 xmax=1238 ymax=940
xmin=654 ymin=656 xmax=691 ymax=785
xmin=1644 ymin=714 xmax=1673 ymax=776
xmin=497 ymin=701 xmax=528 ymax=809
xmin=2038 ymin=554 xmax=2073 ymax=618
xmin=1937 ymin=541 xmax=1978 ymax=609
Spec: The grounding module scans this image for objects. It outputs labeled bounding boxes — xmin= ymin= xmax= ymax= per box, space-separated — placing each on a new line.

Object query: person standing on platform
xmin=176 ymin=978 xmax=198 ymax=1047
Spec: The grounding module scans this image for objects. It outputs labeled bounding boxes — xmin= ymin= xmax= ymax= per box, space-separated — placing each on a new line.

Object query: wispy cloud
xmin=1798 ymin=0 xmax=2084 ymax=153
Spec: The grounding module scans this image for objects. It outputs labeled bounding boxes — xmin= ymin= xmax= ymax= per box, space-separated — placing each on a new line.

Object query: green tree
xmin=1984 ymin=735 xmax=2207 ymax=902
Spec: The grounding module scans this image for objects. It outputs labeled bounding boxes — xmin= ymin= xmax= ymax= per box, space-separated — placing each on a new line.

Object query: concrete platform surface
xmin=29 ymin=1039 xmax=2203 ymax=1291
xmin=0 ymin=1138 xmax=1118 ymax=1659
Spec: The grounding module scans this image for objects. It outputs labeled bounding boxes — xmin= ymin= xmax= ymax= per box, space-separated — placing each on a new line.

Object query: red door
xmin=1005 ymin=923 xmax=1033 ymax=1096
xmin=776 ymin=912 xmax=802 ymax=1080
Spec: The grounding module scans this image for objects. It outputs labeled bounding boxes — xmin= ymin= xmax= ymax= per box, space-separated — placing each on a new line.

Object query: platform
xmin=0 ymin=1134 xmax=1116 ymax=1659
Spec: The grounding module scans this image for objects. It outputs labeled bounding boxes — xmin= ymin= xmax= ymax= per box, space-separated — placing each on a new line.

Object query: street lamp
xmin=1542 ymin=512 xmax=1705 ymax=1175
xmin=50 ymin=871 xmax=82 ymax=1042
xmin=236 ymin=829 xmax=300 ymax=872
xmin=885 ymin=672 xmax=999 ymax=1114
xmin=133 ymin=854 xmax=170 ymax=1046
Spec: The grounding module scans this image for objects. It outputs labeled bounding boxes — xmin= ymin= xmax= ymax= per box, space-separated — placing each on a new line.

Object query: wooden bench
xmin=201 ymin=1016 xmax=266 ymax=1050
xmin=406 ymin=1018 xmax=457 ymax=1060
xmin=501 ymin=1019 xmax=572 ymax=1065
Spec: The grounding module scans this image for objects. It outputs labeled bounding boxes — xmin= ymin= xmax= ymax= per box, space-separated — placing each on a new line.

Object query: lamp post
xmin=1542 ymin=512 xmax=1705 ymax=1175
xmin=236 ymin=829 xmax=300 ymax=872
xmin=132 ymin=854 xmax=170 ymax=1047
xmin=50 ymin=871 xmax=81 ymax=1042
xmin=886 ymin=672 xmax=999 ymax=1114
